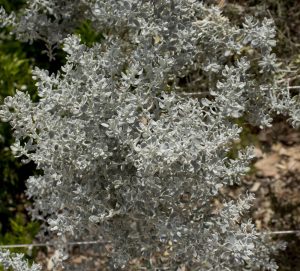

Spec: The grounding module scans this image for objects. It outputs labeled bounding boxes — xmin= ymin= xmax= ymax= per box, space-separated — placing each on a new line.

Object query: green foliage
xmin=0 ymin=214 xmax=39 ymax=254
xmin=227 ymin=118 xmax=260 ymax=175
xmin=0 ymin=0 xmax=25 ymax=12
xmin=229 ymin=118 xmax=260 ymax=153
xmin=0 ymin=40 xmax=36 ymax=103
xmin=74 ymin=20 xmax=104 ymax=47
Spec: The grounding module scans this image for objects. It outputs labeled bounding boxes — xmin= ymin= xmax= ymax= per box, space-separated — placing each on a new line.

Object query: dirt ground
xmin=230 ymin=121 xmax=300 ymax=271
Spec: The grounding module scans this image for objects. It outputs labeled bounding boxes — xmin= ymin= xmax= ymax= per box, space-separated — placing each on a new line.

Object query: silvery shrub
xmin=0 ymin=249 xmax=41 ymax=271
xmin=1 ymin=0 xmax=297 ymax=270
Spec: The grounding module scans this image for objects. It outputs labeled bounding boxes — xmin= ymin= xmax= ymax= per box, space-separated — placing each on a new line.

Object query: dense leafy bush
xmin=1 ymin=0 xmax=299 ymax=270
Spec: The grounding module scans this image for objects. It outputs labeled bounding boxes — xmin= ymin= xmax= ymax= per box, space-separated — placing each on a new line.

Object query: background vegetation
xmin=0 ymin=0 xmax=38 ymax=258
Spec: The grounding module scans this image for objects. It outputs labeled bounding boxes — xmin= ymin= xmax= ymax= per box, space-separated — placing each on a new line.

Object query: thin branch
xmin=0 ymin=240 xmax=110 ymax=249
xmin=0 ymin=230 xmax=300 ymax=249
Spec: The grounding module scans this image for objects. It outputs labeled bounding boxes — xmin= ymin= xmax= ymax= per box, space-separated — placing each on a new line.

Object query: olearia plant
xmin=0 ymin=249 xmax=41 ymax=271
xmin=0 ymin=0 xmax=298 ymax=270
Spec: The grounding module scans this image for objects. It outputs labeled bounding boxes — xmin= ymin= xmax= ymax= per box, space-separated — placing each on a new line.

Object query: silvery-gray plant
xmin=0 ymin=0 xmax=297 ymax=270
xmin=0 ymin=249 xmax=41 ymax=271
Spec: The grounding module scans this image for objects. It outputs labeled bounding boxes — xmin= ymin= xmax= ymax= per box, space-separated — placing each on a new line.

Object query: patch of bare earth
xmin=240 ymin=122 xmax=300 ymax=271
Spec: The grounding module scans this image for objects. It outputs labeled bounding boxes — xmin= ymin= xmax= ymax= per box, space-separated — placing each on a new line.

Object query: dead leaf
xmin=254 ymin=153 xmax=280 ymax=177
xmin=253 ymin=147 xmax=263 ymax=158
xmin=72 ymin=255 xmax=88 ymax=264
xmin=250 ymin=182 xmax=261 ymax=192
